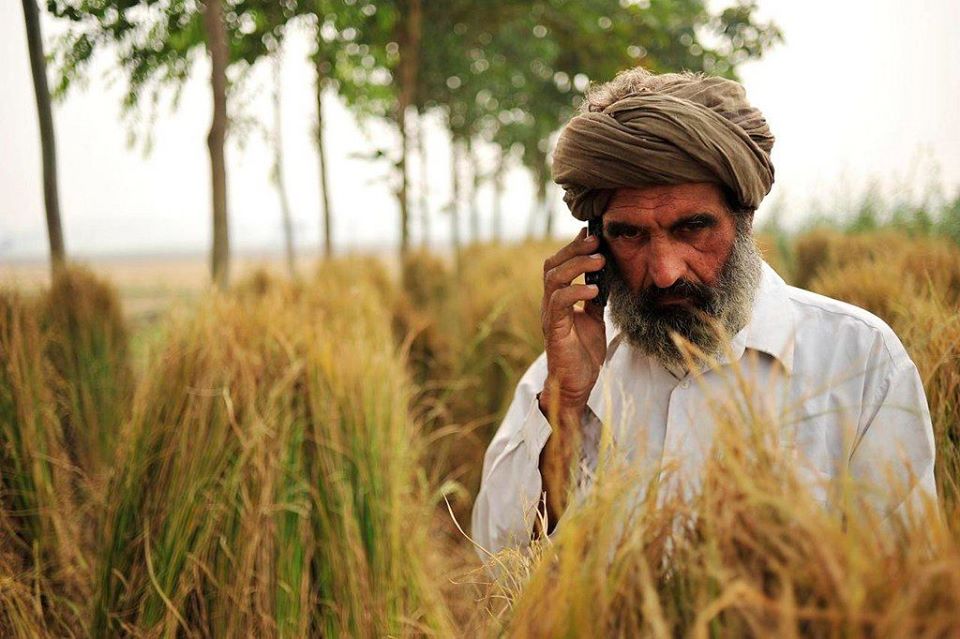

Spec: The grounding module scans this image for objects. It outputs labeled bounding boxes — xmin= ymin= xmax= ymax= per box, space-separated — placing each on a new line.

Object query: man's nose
xmin=647 ymin=239 xmax=686 ymax=289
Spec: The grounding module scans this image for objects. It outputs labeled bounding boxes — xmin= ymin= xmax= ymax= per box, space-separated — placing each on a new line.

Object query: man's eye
xmin=606 ymin=225 xmax=642 ymax=240
xmin=677 ymin=218 xmax=714 ymax=234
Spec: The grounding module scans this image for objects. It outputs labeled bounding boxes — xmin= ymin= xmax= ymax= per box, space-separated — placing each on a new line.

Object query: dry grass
xmin=90 ymin=266 xmax=451 ymax=637
xmin=1 ymin=230 xmax=958 ymax=637
xmin=397 ymin=242 xmax=556 ymax=527
xmin=503 ymin=416 xmax=958 ymax=638
xmin=41 ymin=266 xmax=132 ymax=484
xmin=0 ymin=291 xmax=89 ymax=636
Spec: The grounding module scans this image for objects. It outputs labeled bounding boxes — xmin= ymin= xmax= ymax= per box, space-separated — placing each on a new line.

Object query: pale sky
xmin=2 ymin=0 xmax=958 ymax=260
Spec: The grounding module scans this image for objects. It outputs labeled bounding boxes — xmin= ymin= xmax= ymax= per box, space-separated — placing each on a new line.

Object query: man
xmin=471 ymin=67 xmax=937 ymax=554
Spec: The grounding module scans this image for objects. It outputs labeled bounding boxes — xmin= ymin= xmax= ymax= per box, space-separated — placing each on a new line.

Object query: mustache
xmin=635 ymin=278 xmax=717 ymax=310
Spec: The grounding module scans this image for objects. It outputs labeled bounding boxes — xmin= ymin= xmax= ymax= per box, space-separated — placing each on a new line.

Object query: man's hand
xmin=540 ymin=226 xmax=607 ymax=412
xmin=537 ymin=227 xmax=607 ymax=533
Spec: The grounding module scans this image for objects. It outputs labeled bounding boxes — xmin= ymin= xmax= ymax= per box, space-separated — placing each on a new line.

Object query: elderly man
xmin=471 ymin=67 xmax=937 ymax=554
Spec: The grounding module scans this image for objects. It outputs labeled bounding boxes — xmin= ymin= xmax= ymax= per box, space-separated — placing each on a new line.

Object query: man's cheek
xmin=613 ymin=256 xmax=647 ymax=292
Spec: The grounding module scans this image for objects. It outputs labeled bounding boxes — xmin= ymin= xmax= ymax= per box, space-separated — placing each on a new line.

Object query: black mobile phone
xmin=586 ymin=218 xmax=608 ymax=307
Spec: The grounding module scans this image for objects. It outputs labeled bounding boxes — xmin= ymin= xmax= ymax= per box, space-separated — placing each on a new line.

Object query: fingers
xmin=544 ymin=284 xmax=600 ymax=332
xmin=552 ymin=283 xmax=600 ymax=311
xmin=542 ymin=227 xmax=600 ymax=275
xmin=543 ymin=253 xmax=606 ymax=302
xmin=541 ymin=228 xmax=607 ymax=337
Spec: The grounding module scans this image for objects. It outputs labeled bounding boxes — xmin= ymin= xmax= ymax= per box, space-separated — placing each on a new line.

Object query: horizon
xmin=3 ymin=0 xmax=958 ymax=262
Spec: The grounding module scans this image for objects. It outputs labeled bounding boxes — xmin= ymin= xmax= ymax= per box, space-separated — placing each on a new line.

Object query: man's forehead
xmin=604 ymin=183 xmax=727 ymax=220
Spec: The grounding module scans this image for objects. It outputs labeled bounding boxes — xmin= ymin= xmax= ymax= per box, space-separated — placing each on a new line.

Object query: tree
xmin=312 ymin=23 xmax=335 ymax=258
xmin=416 ymin=0 xmax=782 ymax=241
xmin=47 ymin=0 xmax=302 ymax=286
xmin=22 ymin=0 xmax=65 ymax=273
xmin=304 ymin=1 xmax=371 ymax=259
xmin=414 ymin=105 xmax=430 ymax=247
xmin=396 ymin=0 xmax=422 ymax=254
xmin=331 ymin=0 xmax=423 ymax=255
xmin=306 ymin=0 xmax=392 ymax=256
xmin=236 ymin=0 xmax=360 ymax=261
xmin=203 ymin=0 xmax=230 ymax=287
xmin=270 ymin=48 xmax=297 ymax=278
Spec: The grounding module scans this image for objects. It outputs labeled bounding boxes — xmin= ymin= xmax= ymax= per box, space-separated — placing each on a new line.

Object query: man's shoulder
xmin=781 ymin=284 xmax=909 ymax=366
xmin=784 ymin=284 xmax=892 ymax=330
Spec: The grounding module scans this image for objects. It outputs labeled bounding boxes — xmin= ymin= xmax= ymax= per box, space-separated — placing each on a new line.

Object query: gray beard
xmin=607 ymin=224 xmax=763 ymax=370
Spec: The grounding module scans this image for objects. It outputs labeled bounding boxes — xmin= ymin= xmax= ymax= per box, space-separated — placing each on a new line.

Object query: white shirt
xmin=471 ymin=262 xmax=937 ymax=554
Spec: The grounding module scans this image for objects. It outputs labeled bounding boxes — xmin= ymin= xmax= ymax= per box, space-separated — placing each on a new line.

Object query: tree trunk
xmin=314 ymin=52 xmax=333 ymax=259
xmin=21 ymin=0 xmax=65 ymax=273
xmin=541 ymin=177 xmax=553 ymax=239
xmin=272 ymin=52 xmax=296 ymax=278
xmin=450 ymin=133 xmax=462 ymax=262
xmin=204 ymin=0 xmax=230 ymax=288
xmin=415 ymin=107 xmax=430 ymax=248
xmin=396 ymin=0 xmax=422 ymax=256
xmin=492 ymin=149 xmax=505 ymax=243
xmin=526 ymin=168 xmax=541 ymax=240
xmin=467 ymin=137 xmax=480 ymax=244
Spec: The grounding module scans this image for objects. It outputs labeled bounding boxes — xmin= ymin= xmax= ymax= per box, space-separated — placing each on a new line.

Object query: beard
xmin=606 ymin=220 xmax=763 ymax=370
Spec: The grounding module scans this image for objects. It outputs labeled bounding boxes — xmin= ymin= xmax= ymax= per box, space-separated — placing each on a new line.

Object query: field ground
xmin=3 ymin=252 xmax=336 ymax=320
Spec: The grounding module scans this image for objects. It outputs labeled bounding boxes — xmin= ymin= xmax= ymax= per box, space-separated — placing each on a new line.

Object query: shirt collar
xmin=603 ymin=304 xmax=626 ymax=357
xmin=601 ymin=260 xmax=796 ymax=374
xmin=742 ymin=261 xmax=796 ymax=372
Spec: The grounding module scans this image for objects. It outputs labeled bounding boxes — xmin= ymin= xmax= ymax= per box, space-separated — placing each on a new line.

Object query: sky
xmin=1 ymin=0 xmax=958 ymax=260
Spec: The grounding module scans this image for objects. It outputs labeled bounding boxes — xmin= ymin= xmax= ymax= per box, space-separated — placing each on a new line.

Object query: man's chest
xmin=585 ymin=349 xmax=866 ymax=496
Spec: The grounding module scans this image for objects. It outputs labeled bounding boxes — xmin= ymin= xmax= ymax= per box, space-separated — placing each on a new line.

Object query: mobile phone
xmin=586 ymin=218 xmax=608 ymax=307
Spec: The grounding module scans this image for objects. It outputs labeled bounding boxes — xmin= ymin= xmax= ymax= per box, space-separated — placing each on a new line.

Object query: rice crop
xmin=0 ymin=291 xmax=89 ymax=636
xmin=1 ymin=228 xmax=958 ymax=637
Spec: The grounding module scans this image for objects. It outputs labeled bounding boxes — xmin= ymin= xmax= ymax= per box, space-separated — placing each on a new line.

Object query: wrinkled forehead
xmin=603 ymin=183 xmax=729 ymax=221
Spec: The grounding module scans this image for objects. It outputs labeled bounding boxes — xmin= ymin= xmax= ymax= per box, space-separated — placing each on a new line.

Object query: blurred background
xmin=3 ymin=0 xmax=958 ymax=287
xmin=3 ymin=4 xmax=960 ymax=635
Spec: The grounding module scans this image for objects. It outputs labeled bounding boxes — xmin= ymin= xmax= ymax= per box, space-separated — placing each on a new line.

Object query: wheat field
xmin=1 ymin=229 xmax=958 ymax=637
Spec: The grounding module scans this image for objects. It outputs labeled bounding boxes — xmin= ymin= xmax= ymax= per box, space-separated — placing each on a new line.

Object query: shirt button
xmin=681 ymin=380 xmax=690 ymax=389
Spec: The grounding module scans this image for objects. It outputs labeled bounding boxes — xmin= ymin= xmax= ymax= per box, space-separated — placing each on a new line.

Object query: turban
xmin=552 ymin=73 xmax=775 ymax=221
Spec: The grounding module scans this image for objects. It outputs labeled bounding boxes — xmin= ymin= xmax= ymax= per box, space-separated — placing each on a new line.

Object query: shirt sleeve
xmin=470 ymin=353 xmax=552 ymax=555
xmin=471 ymin=354 xmax=605 ymax=556
xmin=849 ymin=349 xmax=938 ymax=526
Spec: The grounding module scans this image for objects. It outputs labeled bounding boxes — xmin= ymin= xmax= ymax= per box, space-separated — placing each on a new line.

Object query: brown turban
xmin=552 ymin=72 xmax=775 ymax=221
